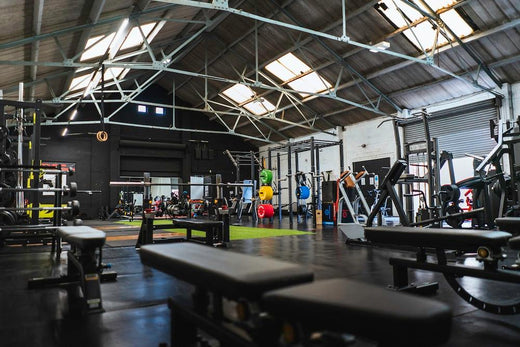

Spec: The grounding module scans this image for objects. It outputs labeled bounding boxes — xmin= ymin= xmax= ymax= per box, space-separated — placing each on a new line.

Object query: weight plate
xmin=258 ymin=186 xmax=274 ymax=201
xmin=257 ymin=204 xmax=274 ymax=218
xmin=259 ymin=169 xmax=273 ymax=185
xmin=0 ymin=210 xmax=16 ymax=226
xmin=0 ymin=183 xmax=15 ymax=207
xmin=296 ymin=185 xmax=310 ymax=200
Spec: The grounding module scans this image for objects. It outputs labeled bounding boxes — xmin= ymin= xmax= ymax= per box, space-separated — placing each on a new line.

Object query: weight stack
xmin=322 ymin=181 xmax=337 ymax=203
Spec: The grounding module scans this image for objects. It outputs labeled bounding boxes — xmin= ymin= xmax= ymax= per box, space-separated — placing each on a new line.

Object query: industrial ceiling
xmin=0 ymin=0 xmax=518 ymax=146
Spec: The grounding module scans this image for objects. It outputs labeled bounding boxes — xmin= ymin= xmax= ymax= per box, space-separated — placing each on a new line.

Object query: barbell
xmin=0 ymin=200 xmax=80 ymax=216
xmin=0 ymin=182 xmax=78 ymax=197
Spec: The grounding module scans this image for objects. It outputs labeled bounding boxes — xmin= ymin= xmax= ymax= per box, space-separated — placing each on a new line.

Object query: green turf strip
xmin=115 ymin=219 xmax=312 ymax=240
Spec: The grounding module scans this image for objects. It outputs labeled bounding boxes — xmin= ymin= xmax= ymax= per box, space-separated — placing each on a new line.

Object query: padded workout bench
xmin=140 ymin=243 xmax=452 ymax=346
xmin=365 ymin=225 xmax=520 ymax=314
xmin=171 ymin=218 xmax=229 ymax=246
xmin=137 ymin=215 xmax=230 ymax=248
xmin=28 ymin=226 xmax=117 ymax=314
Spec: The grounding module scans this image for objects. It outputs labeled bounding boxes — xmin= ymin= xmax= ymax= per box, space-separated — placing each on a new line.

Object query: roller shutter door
xmin=403 ymin=99 xmax=498 ymax=158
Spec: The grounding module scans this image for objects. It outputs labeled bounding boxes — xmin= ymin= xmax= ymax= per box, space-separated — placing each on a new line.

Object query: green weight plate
xmin=260 ymin=169 xmax=273 ymax=185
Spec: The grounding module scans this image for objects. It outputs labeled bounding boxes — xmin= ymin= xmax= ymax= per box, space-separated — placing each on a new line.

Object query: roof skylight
xmin=377 ymin=0 xmax=473 ymax=51
xmin=265 ymin=53 xmax=332 ymax=97
xmin=80 ymin=33 xmax=115 ymax=62
xmin=288 ymin=72 xmax=332 ymax=97
xmin=120 ymin=22 xmax=156 ymax=50
xmin=70 ymin=73 xmax=93 ymax=91
xmin=222 ymin=84 xmax=255 ymax=104
xmin=243 ymin=98 xmax=276 ymax=116
xmin=221 ymin=84 xmax=275 ymax=116
xmin=71 ymin=21 xmax=158 ymax=95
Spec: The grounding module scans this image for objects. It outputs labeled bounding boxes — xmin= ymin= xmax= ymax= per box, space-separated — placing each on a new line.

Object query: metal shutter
xmin=403 ymin=99 xmax=498 ymax=158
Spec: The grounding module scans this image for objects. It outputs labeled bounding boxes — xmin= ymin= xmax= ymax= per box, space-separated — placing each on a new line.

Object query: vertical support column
xmin=54 ymin=165 xmax=63 ymax=227
xmin=172 ymin=78 xmax=176 ymax=129
xmin=17 ymin=83 xmax=24 ymax=210
xmin=310 ymin=137 xmax=316 ymax=225
xmin=250 ymin=151 xmax=256 ymax=224
xmin=143 ymin=172 xmax=151 ymax=211
xmin=277 ymin=152 xmax=282 ymax=223
xmin=295 ymin=151 xmax=300 ymax=223
xmin=339 ymin=139 xmax=344 ymax=173
xmin=287 ymin=144 xmax=293 ymax=226
xmin=31 ymin=100 xmax=42 ymax=225
xmin=316 ymin=146 xmax=321 ymax=212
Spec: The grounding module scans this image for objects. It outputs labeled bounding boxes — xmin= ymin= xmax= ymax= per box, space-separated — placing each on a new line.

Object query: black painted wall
xmin=40 ymin=85 xmax=257 ymax=218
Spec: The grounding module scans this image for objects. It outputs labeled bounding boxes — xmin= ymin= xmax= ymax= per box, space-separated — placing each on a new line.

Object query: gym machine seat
xmin=365 ymin=226 xmax=512 ymax=253
xmin=28 ymin=226 xmax=117 ymax=314
xmin=262 ymin=278 xmax=452 ymax=346
xmin=364 ymin=226 xmax=520 ymax=314
xmin=140 ymin=243 xmax=452 ymax=346
xmin=495 ymin=217 xmax=520 ymax=235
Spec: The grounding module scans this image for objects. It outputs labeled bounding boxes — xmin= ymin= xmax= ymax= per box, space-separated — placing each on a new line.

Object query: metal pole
xmin=339 ymin=139 xmax=344 ymax=173
xmin=287 ymin=144 xmax=293 ymax=226
xmin=17 ymin=83 xmax=24 ymax=211
xmin=31 ymin=100 xmax=41 ymax=224
xmin=310 ymin=137 xmax=316 ymax=225
xmin=295 ymin=150 xmax=299 ymax=223
xmin=277 ymin=152 xmax=282 ymax=224
xmin=422 ymin=111 xmax=435 ymax=209
xmin=316 ymin=146 xmax=321 ymax=213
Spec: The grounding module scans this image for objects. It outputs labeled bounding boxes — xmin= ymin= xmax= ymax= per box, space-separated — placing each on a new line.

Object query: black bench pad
xmin=495 ymin=217 xmax=520 ymax=234
xmin=171 ymin=218 xmax=223 ymax=230
xmin=262 ymin=278 xmax=452 ymax=346
xmin=58 ymin=226 xmax=106 ymax=249
xmin=365 ymin=226 xmax=512 ymax=253
xmin=140 ymin=243 xmax=313 ymax=300
xmin=509 ymin=235 xmax=520 ymax=250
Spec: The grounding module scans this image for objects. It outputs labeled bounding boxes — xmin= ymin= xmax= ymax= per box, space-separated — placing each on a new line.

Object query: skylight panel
xmin=278 ymin=53 xmax=311 ymax=76
xmin=422 ymin=0 xmax=456 ymax=11
xmin=103 ymin=67 xmax=125 ymax=81
xmin=69 ymin=73 xmax=93 ymax=91
xmin=120 ymin=23 xmax=156 ymax=50
xmin=222 ymin=84 xmax=255 ymax=104
xmin=80 ymin=33 xmax=115 ymax=61
xmin=377 ymin=1 xmax=473 ymax=51
xmin=265 ymin=61 xmax=295 ymax=81
xmin=440 ymin=10 xmax=473 ymax=38
xmin=243 ymin=98 xmax=276 ymax=116
xmin=402 ymin=22 xmax=448 ymax=51
xmin=265 ymin=53 xmax=311 ymax=82
xmin=378 ymin=1 xmax=422 ymax=28
xmin=287 ymin=72 xmax=332 ymax=97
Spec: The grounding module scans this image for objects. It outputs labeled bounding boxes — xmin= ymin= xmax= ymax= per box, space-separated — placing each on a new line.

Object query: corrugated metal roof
xmin=0 ymin=0 xmax=518 ymax=145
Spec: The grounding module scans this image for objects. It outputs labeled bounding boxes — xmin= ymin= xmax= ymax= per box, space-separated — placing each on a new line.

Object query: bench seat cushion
xmin=495 ymin=217 xmax=520 ymax=234
xmin=508 ymin=235 xmax=520 ymax=250
xmin=58 ymin=226 xmax=106 ymax=249
xmin=171 ymin=219 xmax=223 ymax=230
xmin=140 ymin=243 xmax=313 ymax=300
xmin=262 ymin=278 xmax=452 ymax=346
xmin=365 ymin=226 xmax=511 ymax=253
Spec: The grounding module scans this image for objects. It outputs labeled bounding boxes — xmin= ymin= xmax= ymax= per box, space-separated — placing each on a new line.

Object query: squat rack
xmin=267 ymin=137 xmax=344 ymax=226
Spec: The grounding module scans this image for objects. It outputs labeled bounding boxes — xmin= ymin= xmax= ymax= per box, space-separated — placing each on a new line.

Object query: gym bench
xmin=28 ymin=226 xmax=117 ymax=314
xmin=365 ymin=225 xmax=520 ymax=314
xmin=140 ymin=243 xmax=452 ymax=346
xmin=170 ymin=218 xmax=229 ymax=246
xmin=137 ymin=215 xmax=230 ymax=248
